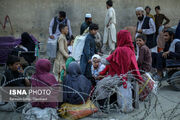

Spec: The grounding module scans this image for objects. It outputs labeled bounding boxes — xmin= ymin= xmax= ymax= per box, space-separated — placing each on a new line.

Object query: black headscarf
xmin=63 ymin=62 xmax=92 ymax=104
xmin=21 ymin=32 xmax=35 ymax=51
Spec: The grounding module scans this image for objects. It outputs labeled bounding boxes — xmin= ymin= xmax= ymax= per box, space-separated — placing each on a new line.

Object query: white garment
xmin=135 ymin=17 xmax=156 ymax=38
xmin=169 ymin=39 xmax=180 ymax=52
xmin=91 ymin=64 xmax=105 ymax=77
xmin=103 ymin=7 xmax=116 ymax=50
xmin=68 ymin=45 xmax=73 ymax=54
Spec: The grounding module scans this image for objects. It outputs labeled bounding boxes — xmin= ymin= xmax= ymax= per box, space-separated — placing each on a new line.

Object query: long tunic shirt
xmin=80 ymin=34 xmax=97 ymax=79
xmin=103 ymin=7 xmax=117 ymax=49
xmin=53 ymin=34 xmax=69 ymax=80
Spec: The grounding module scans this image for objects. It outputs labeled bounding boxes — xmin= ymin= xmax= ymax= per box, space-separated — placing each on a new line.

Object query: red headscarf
xmin=106 ymin=30 xmax=142 ymax=81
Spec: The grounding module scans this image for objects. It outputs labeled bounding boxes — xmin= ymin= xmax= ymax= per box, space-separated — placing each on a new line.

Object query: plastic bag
xmin=22 ymin=103 xmax=59 ymax=120
xmin=59 ymin=99 xmax=98 ymax=120
xmin=46 ymin=37 xmax=58 ymax=59
xmin=139 ymin=72 xmax=155 ymax=101
xmin=117 ymin=81 xmax=134 ymax=113
xmin=71 ymin=34 xmax=88 ymax=62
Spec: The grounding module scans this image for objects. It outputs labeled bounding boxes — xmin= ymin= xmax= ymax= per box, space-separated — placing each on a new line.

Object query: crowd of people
xmin=1 ymin=0 xmax=180 ymax=118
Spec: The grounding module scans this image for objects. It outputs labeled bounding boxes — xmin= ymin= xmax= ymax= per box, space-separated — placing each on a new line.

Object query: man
xmin=80 ymin=23 xmax=98 ymax=81
xmin=155 ymin=30 xmax=180 ymax=79
xmin=145 ymin=6 xmax=155 ymax=22
xmin=80 ymin=13 xmax=92 ymax=35
xmin=135 ymin=7 xmax=156 ymax=50
xmin=154 ymin=6 xmax=170 ymax=35
xmin=49 ymin=11 xmax=72 ymax=40
xmin=103 ymin=0 xmax=116 ymax=52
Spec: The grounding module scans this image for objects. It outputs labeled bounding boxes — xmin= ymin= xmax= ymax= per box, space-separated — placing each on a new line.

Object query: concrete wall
xmin=0 ymin=0 xmax=180 ymax=43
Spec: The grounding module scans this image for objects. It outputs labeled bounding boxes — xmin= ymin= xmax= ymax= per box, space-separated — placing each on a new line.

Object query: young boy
xmin=91 ymin=54 xmax=105 ymax=80
xmin=80 ymin=23 xmax=98 ymax=80
xmin=1 ymin=55 xmax=30 ymax=87
xmin=136 ymin=34 xmax=152 ymax=73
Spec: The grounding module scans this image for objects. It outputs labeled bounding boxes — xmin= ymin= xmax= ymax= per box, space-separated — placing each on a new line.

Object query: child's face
xmin=90 ymin=29 xmax=98 ymax=36
xmin=93 ymin=58 xmax=100 ymax=69
xmin=136 ymin=38 xmax=145 ymax=47
xmin=9 ymin=62 xmax=21 ymax=71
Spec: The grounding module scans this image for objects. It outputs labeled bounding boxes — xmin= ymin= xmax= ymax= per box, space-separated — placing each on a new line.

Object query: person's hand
xmin=106 ymin=24 xmax=109 ymax=28
xmin=96 ymin=75 xmax=104 ymax=80
xmin=50 ymin=35 xmax=55 ymax=39
xmin=162 ymin=51 xmax=170 ymax=58
xmin=88 ymin=60 xmax=92 ymax=63
xmin=138 ymin=29 xmax=143 ymax=34
xmin=18 ymin=66 xmax=24 ymax=73
xmin=62 ymin=65 xmax=66 ymax=71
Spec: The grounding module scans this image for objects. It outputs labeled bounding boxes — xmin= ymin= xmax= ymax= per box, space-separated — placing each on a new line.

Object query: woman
xmin=106 ymin=30 xmax=142 ymax=80
xmin=63 ymin=62 xmax=92 ymax=104
xmin=31 ymin=59 xmax=59 ymax=109
xmin=53 ymin=24 xmax=69 ymax=81
xmin=11 ymin=32 xmax=36 ymax=65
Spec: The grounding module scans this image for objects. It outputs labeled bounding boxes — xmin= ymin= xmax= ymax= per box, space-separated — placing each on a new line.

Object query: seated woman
xmin=31 ymin=59 xmax=59 ymax=109
xmin=94 ymin=30 xmax=143 ymax=104
xmin=63 ymin=62 xmax=92 ymax=104
xmin=91 ymin=54 xmax=105 ymax=80
xmin=106 ymin=30 xmax=142 ymax=80
xmin=136 ymin=34 xmax=152 ymax=73
xmin=11 ymin=32 xmax=36 ymax=65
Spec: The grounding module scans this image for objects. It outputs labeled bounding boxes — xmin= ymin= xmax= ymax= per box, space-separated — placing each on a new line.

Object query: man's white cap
xmin=136 ymin=7 xmax=144 ymax=12
xmin=85 ymin=13 xmax=92 ymax=18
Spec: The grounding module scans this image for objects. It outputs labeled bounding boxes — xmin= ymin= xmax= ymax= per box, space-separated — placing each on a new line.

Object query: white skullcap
xmin=136 ymin=7 xmax=144 ymax=12
xmin=85 ymin=13 xmax=92 ymax=18
xmin=91 ymin=54 xmax=101 ymax=61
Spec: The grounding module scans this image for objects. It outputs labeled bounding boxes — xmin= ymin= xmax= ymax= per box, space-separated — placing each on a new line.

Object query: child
xmin=68 ymin=36 xmax=74 ymax=55
xmin=1 ymin=55 xmax=30 ymax=87
xmin=136 ymin=34 xmax=152 ymax=73
xmin=0 ymin=55 xmax=30 ymax=111
xmin=91 ymin=54 xmax=105 ymax=80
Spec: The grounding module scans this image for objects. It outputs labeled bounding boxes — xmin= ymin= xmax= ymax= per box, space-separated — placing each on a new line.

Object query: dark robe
xmin=80 ymin=33 xmax=97 ymax=79
xmin=80 ymin=22 xmax=89 ymax=35
xmin=63 ymin=62 xmax=91 ymax=104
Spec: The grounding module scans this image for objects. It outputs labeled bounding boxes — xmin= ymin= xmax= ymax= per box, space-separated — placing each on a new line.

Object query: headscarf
xmin=21 ymin=32 xmax=35 ymax=51
xmin=91 ymin=54 xmax=101 ymax=62
xmin=32 ymin=59 xmax=58 ymax=87
xmin=63 ymin=62 xmax=91 ymax=104
xmin=117 ymin=30 xmax=134 ymax=51
xmin=106 ymin=30 xmax=142 ymax=81
xmin=31 ymin=59 xmax=58 ymax=109
xmin=60 ymin=57 xmax=75 ymax=82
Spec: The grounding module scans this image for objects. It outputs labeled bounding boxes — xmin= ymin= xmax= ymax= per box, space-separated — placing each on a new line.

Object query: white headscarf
xmin=91 ymin=54 xmax=101 ymax=62
xmin=136 ymin=7 xmax=144 ymax=12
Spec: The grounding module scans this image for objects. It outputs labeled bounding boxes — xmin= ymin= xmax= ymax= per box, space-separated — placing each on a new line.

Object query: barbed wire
xmin=0 ymin=69 xmax=180 ymax=120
